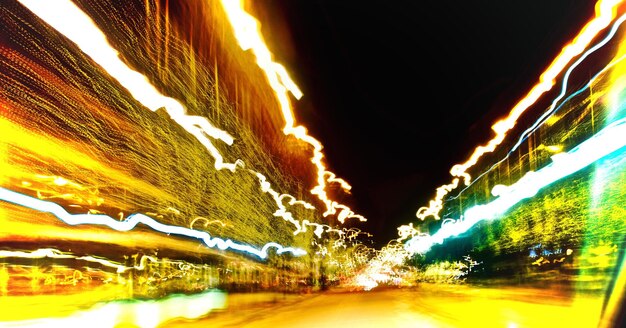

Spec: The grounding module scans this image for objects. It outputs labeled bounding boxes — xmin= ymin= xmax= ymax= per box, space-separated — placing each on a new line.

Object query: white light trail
xmin=16 ymin=0 xmax=320 ymax=237
xmin=0 ymin=248 xmax=204 ymax=274
xmin=451 ymin=13 xmax=626 ymax=199
xmin=220 ymin=0 xmax=366 ymax=224
xmin=17 ymin=0 xmax=239 ymax=172
xmin=0 ymin=187 xmax=307 ymax=259
xmin=406 ymin=117 xmax=626 ymax=254
xmin=416 ymin=0 xmax=624 ymax=220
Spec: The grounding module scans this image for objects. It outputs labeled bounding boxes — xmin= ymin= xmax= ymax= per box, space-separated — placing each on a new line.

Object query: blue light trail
xmin=0 ymin=188 xmax=307 ymax=259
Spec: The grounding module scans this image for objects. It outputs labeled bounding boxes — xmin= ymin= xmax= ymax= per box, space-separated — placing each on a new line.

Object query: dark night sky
xmin=256 ymin=1 xmax=597 ymax=246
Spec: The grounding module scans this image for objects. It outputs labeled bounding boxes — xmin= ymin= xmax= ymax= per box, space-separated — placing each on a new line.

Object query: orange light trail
xmin=250 ymin=170 xmax=343 ymax=236
xmin=416 ymin=0 xmax=624 ymax=220
xmin=0 ymin=187 xmax=307 ymax=259
xmin=17 ymin=0 xmax=241 ymax=172
xmin=14 ymin=0 xmax=329 ymax=238
xmin=0 ymin=248 xmax=208 ymax=274
xmin=406 ymin=116 xmax=626 ymax=254
xmin=219 ymin=0 xmax=366 ymax=224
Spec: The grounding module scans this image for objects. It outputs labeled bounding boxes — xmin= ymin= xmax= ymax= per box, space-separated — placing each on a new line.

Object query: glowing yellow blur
xmin=219 ymin=0 xmax=366 ymax=224
xmin=17 ymin=0 xmax=238 ymax=172
xmin=2 ymin=288 xmax=226 ymax=327
xmin=14 ymin=0 xmax=331 ymax=240
xmin=349 ymin=241 xmax=412 ymax=290
xmin=417 ymin=0 xmax=624 ymax=220
xmin=608 ymin=22 xmax=626 ymax=119
xmin=0 ymin=117 xmax=172 ymax=208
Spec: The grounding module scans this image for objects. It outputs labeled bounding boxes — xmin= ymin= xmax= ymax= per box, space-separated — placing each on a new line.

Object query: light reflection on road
xmin=169 ymin=284 xmax=605 ymax=328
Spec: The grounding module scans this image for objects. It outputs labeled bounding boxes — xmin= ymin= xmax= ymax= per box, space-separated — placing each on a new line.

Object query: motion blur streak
xmin=587 ymin=26 xmax=626 ymax=328
xmin=451 ymin=13 xmax=626 ymax=201
xmin=0 ymin=187 xmax=307 ymax=259
xmin=1 ymin=289 xmax=227 ymax=328
xmin=220 ymin=0 xmax=366 ymax=224
xmin=251 ymin=170 xmax=321 ymax=235
xmin=17 ymin=0 xmax=239 ymax=172
xmin=0 ymin=117 xmax=169 ymax=208
xmin=16 ymin=0 xmax=323 ymax=237
xmin=350 ymin=241 xmax=411 ymax=291
xmin=510 ymin=13 xmax=626 ymax=154
xmin=405 ymin=117 xmax=626 ymax=254
xmin=0 ymin=248 xmax=204 ymax=274
xmin=600 ymin=249 xmax=626 ymax=327
xmin=253 ymin=170 xmax=342 ymax=236
xmin=416 ymin=0 xmax=624 ymax=220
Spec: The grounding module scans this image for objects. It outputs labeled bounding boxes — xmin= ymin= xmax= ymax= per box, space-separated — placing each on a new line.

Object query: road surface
xmin=167 ymin=284 xmax=611 ymax=328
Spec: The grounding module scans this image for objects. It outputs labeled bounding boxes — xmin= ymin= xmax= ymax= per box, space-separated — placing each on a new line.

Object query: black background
xmin=256 ymin=0 xmax=597 ymax=246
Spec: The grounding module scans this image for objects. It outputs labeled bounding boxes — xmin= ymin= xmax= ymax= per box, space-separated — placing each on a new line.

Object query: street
xmin=167 ymin=284 xmax=607 ymax=328
xmin=2 ymin=2 xmax=625 ymax=328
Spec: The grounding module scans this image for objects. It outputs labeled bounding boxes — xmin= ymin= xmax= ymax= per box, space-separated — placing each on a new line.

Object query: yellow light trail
xmin=416 ymin=0 xmax=624 ymax=220
xmin=406 ymin=116 xmax=626 ymax=254
xmin=219 ymin=0 xmax=366 ymax=224
xmin=15 ymin=0 xmax=324 ymax=238
xmin=253 ymin=170 xmax=312 ymax=233
xmin=447 ymin=13 xmax=626 ymax=204
xmin=0 ymin=201 xmax=228 ymax=259
xmin=253 ymin=170 xmax=342 ymax=235
xmin=0 ymin=187 xmax=307 ymax=259
xmin=0 ymin=116 xmax=173 ymax=209
xmin=0 ymin=248 xmax=208 ymax=274
xmin=2 ymin=288 xmax=227 ymax=328
xmin=0 ymin=106 xmax=307 ymax=252
xmin=17 ymin=0 xmax=238 ymax=172
xmin=350 ymin=240 xmax=411 ymax=291
xmin=387 ymin=25 xmax=626 ymax=285
xmin=399 ymin=11 xmax=626 ymax=247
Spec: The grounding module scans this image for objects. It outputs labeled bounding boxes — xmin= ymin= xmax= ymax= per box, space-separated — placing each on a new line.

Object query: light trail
xmin=15 ymin=0 xmax=324 ymax=237
xmin=219 ymin=0 xmax=366 ymax=224
xmin=450 ymin=13 xmax=626 ymax=201
xmin=405 ymin=116 xmax=626 ymax=255
xmin=251 ymin=170 xmax=351 ymax=237
xmin=0 ymin=108 xmax=311 ymax=249
xmin=397 ymin=223 xmax=421 ymax=241
xmin=252 ymin=170 xmax=315 ymax=234
xmin=508 ymin=14 xmax=626 ymax=154
xmin=17 ymin=0 xmax=238 ymax=172
xmin=0 ymin=187 xmax=306 ymax=259
xmin=190 ymin=217 xmax=231 ymax=229
xmin=350 ymin=241 xmax=411 ymax=290
xmin=416 ymin=0 xmax=624 ymax=220
xmin=0 ymin=248 xmax=204 ymax=274
xmin=0 ymin=248 xmax=75 ymax=260
xmin=1 ymin=288 xmax=227 ymax=328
